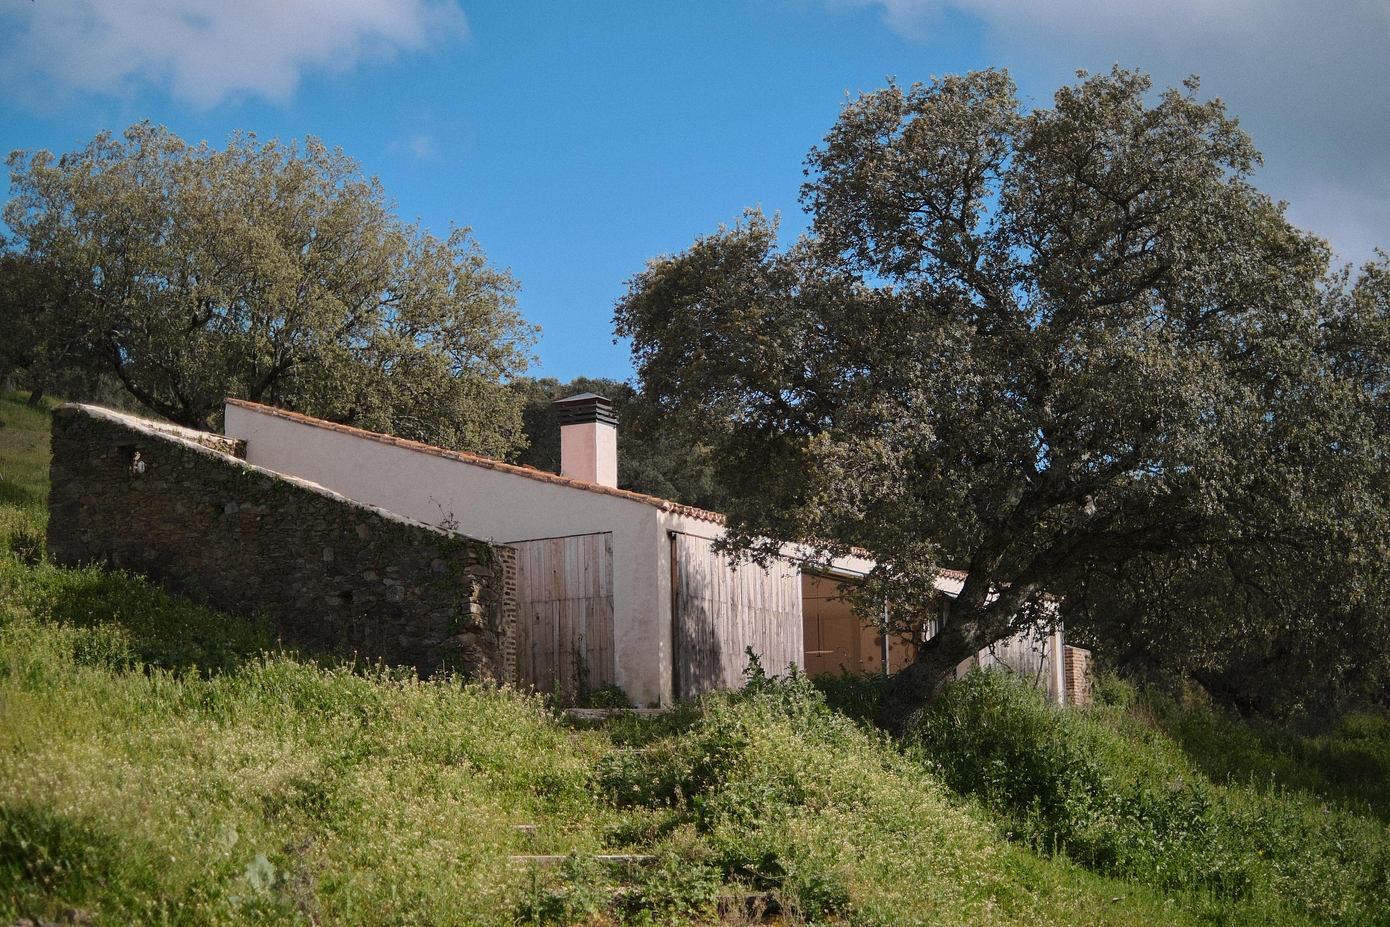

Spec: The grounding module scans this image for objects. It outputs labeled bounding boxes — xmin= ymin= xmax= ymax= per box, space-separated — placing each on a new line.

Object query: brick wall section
xmin=48 ymin=403 xmax=515 ymax=682
xmin=1064 ymin=645 xmax=1093 ymax=708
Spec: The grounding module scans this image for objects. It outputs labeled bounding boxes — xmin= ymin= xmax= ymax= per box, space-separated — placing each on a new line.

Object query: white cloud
xmin=846 ymin=0 xmax=1267 ymax=44
xmin=388 ymin=132 xmax=441 ymax=161
xmin=0 ymin=0 xmax=468 ymax=109
xmin=840 ymin=0 xmax=1390 ymax=265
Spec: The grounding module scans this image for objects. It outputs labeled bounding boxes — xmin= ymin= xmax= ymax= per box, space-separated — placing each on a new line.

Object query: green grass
xmin=1 ymin=387 xmax=1387 ymax=925
xmin=0 ymin=391 xmax=54 ymax=511
xmin=1142 ymin=686 xmax=1390 ymax=823
xmin=907 ymin=671 xmax=1390 ymax=926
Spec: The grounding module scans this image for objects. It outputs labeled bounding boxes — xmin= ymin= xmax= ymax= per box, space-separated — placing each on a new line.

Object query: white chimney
xmin=554 ymin=393 xmax=618 ymax=488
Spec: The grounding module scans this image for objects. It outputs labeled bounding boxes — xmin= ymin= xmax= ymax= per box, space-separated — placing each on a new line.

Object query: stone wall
xmin=47 ymin=404 xmax=516 ymax=681
xmin=143 ymin=419 xmax=247 ymax=458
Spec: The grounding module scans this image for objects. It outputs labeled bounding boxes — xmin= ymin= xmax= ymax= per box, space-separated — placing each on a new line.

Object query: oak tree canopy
xmin=616 ymin=68 xmax=1390 ymax=718
xmin=4 ymin=122 xmax=535 ymax=456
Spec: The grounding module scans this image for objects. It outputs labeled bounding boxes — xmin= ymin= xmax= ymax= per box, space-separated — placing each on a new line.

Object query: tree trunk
xmin=876 ymin=616 xmax=989 ymax=733
xmin=874 ymin=568 xmax=1044 ymax=733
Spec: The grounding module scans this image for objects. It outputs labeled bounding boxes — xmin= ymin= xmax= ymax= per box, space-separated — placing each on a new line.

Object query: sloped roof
xmin=224 ymin=398 xmax=973 ymax=583
xmin=224 ymin=398 xmax=725 ymax=523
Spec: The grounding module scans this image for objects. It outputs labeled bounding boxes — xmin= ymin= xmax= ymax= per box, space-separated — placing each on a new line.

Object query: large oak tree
xmin=3 ymin=122 xmax=535 ymax=456
xmin=615 ymin=68 xmax=1390 ymax=719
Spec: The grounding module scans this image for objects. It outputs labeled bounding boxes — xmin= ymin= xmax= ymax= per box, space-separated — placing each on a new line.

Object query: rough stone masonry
xmin=47 ymin=404 xmax=516 ymax=681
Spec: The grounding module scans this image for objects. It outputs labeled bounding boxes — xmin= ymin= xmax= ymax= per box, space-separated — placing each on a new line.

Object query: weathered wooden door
xmin=671 ymin=532 xmax=803 ymax=700
xmin=511 ymin=532 xmax=614 ymax=698
xmin=972 ymin=625 xmax=1063 ymax=704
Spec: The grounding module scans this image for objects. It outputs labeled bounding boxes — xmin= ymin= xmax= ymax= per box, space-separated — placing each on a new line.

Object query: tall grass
xmin=0 ymin=391 xmax=53 ymax=512
xmin=1 ymin=600 xmax=1204 ymax=926
xmin=595 ymin=669 xmax=1220 ymax=926
xmin=907 ymin=670 xmax=1390 ymax=926
xmin=1145 ymin=688 xmax=1390 ymax=822
xmin=0 ymin=616 xmax=606 ymax=925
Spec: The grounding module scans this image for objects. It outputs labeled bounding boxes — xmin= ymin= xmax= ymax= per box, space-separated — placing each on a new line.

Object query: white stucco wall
xmin=224 ymin=401 xmax=671 ymax=705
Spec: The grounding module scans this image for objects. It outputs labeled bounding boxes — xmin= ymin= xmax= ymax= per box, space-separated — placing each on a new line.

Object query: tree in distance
xmin=3 ymin=122 xmax=536 ymax=456
xmin=512 ymin=375 xmax=728 ymax=511
xmin=616 ymin=67 xmax=1390 ymax=720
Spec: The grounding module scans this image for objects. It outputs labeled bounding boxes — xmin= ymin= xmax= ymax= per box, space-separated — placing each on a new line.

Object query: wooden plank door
xmin=672 ymin=533 xmax=803 ymax=700
xmin=511 ymin=532 xmax=614 ymax=698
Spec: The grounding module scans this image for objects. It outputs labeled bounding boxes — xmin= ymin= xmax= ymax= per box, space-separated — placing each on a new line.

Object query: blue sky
xmin=3 ymin=0 xmax=1388 ymax=381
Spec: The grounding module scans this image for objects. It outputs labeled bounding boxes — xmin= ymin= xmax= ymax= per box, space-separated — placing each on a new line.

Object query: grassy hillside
xmin=1 ymin=390 xmax=1387 ymax=926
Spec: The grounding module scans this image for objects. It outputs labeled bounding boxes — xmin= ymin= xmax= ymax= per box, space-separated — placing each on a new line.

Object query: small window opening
xmin=117 ymin=444 xmax=146 ymax=475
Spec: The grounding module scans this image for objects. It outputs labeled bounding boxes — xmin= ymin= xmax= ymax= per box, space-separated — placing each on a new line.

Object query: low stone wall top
xmin=47 ymin=404 xmax=516 ymax=681
xmin=143 ymin=416 xmax=248 ymax=458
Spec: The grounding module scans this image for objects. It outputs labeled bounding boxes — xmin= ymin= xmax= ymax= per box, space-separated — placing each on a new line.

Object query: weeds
xmin=906 ymin=670 xmax=1390 ymax=925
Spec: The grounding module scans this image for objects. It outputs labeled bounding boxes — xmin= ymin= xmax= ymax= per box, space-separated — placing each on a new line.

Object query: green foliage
xmin=0 ymin=392 xmax=52 ymax=570
xmin=594 ymin=672 xmax=1207 ymax=925
xmin=811 ymin=670 xmax=895 ymax=727
xmin=581 ymin=683 xmax=633 ymax=709
xmin=615 ymin=853 xmax=722 ymax=926
xmin=615 ymin=67 xmax=1390 ymax=714
xmin=4 ymin=123 xmax=536 ymax=456
xmin=0 ymin=542 xmax=1193 ymax=926
xmin=4 ymin=587 xmax=1383 ymax=926
xmin=515 ymin=855 xmax=611 ymax=925
xmin=1 ymin=519 xmax=43 ymax=567
xmin=907 ymin=671 xmax=1390 ymax=925
xmin=0 ymin=619 xmax=603 ymax=925
xmin=0 ymin=557 xmax=275 ymax=675
xmin=1145 ymin=690 xmax=1390 ymax=823
xmin=0 ymin=391 xmax=53 ymax=511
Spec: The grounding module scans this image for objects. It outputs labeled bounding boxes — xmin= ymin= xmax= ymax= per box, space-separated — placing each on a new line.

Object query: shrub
xmin=906 ymin=670 xmax=1390 ymax=924
xmin=582 ymin=683 xmax=632 ymax=709
xmin=515 ymin=855 xmax=610 ymax=925
xmin=2 ymin=521 xmax=44 ymax=566
xmin=596 ymin=672 xmax=1074 ymax=925
xmin=617 ymin=853 xmax=721 ymax=926
xmin=811 ymin=669 xmax=893 ymax=726
xmin=0 ymin=505 xmax=46 ymax=565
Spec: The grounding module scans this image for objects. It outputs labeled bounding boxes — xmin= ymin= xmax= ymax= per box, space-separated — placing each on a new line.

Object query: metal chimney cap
xmin=552 ymin=392 xmax=618 ymax=426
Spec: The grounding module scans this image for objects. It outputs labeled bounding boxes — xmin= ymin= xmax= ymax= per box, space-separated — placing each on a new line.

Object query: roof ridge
xmin=223 ymin=398 xmax=727 ymax=523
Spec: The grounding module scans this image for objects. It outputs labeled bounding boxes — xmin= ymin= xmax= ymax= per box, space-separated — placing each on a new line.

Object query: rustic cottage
xmin=223 ymin=394 xmax=1075 ymax=708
